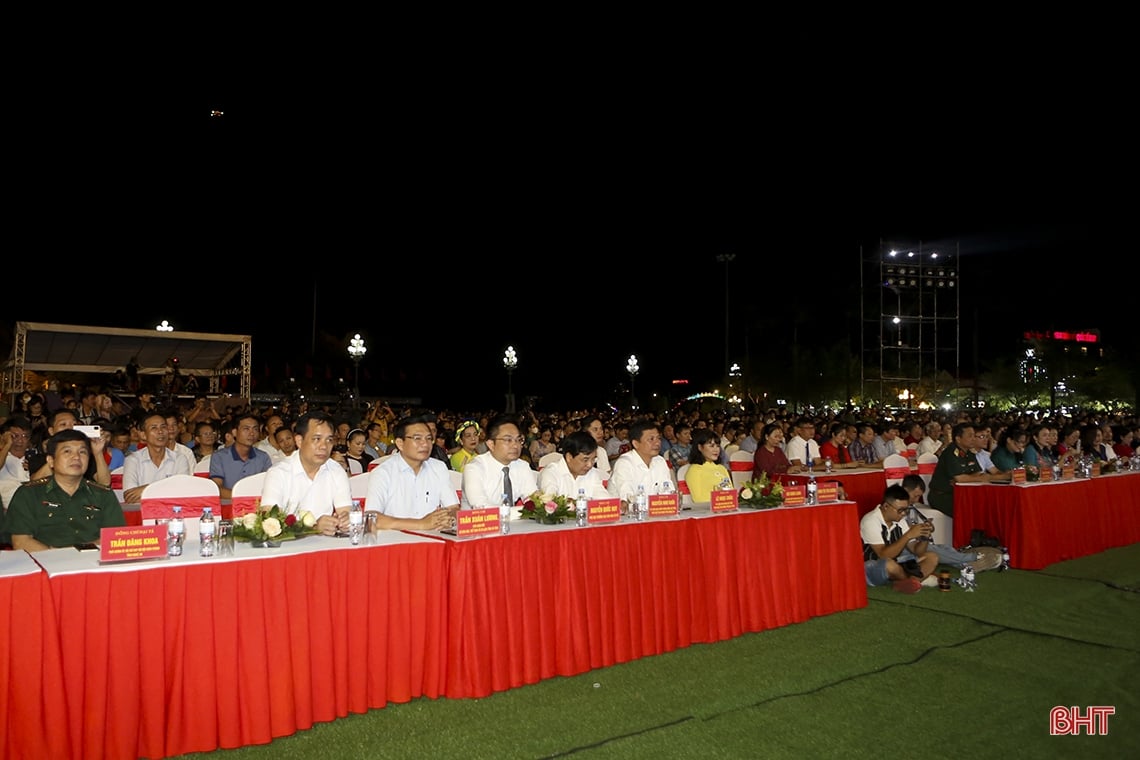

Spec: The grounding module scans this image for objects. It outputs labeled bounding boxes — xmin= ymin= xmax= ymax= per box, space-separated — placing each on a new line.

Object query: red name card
xmin=99 ymin=524 xmax=168 ymax=563
xmin=456 ymin=507 xmax=502 ymax=538
xmin=588 ymin=498 xmax=622 ymax=524
xmin=782 ymin=485 xmax=806 ymax=506
xmin=1091 ymin=462 xmax=1101 ymax=476
xmin=710 ymin=489 xmax=738 ymax=512
xmin=816 ymin=482 xmax=839 ymax=502
xmin=1062 ymin=464 xmax=1075 ymax=479
xmin=1038 ymin=465 xmax=1053 ymax=482
xmin=1010 ymin=468 xmax=1027 ymax=484
xmin=648 ymin=493 xmax=679 ymax=516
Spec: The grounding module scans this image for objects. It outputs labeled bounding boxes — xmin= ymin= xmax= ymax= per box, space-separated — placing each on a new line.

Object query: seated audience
xmin=537 ymin=431 xmax=610 ymax=499
xmin=365 ymin=414 xmax=456 ymax=531
xmin=684 ymin=428 xmax=732 ymax=503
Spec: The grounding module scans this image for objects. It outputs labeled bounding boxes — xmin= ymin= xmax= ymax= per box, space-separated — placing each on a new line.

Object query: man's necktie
xmin=502 ymin=465 xmax=513 ymax=505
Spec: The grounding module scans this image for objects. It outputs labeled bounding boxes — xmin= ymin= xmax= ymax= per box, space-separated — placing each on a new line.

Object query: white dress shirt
xmin=784 ymin=435 xmax=822 ymax=466
xmin=594 ymin=446 xmax=611 ymax=478
xmin=260 ymin=451 xmax=352 ymax=519
xmin=607 ymin=451 xmax=672 ymax=502
xmin=123 ymin=446 xmax=193 ymax=490
xmin=367 ymin=453 xmax=458 ymax=519
xmin=0 ymin=453 xmax=29 ymax=509
xmin=538 ymin=457 xmax=610 ymax=500
xmin=461 ymin=451 xmax=537 ymax=509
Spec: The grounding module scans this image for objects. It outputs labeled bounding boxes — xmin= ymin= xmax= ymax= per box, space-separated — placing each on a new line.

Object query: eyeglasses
xmin=8 ymin=433 xmax=28 ymax=440
xmin=401 ymin=434 xmax=433 ymax=444
xmin=493 ymin=436 xmax=525 ymax=445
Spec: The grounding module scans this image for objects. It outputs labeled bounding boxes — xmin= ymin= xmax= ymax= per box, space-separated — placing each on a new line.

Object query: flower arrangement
xmin=232 ymin=505 xmax=319 ymax=544
xmin=738 ymin=473 xmax=785 ymax=509
xmin=519 ymin=490 xmax=577 ymax=524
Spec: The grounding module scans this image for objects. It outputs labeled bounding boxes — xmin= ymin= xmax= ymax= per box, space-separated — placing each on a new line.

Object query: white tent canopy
xmin=4 ymin=321 xmax=251 ymax=399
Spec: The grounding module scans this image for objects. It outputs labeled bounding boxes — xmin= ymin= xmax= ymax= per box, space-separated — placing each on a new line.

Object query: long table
xmin=953 ymin=471 xmax=1140 ymax=570
xmin=3 ymin=500 xmax=867 ymax=758
xmin=433 ymin=501 xmax=867 ymax=699
xmin=9 ymin=532 xmax=447 ymax=760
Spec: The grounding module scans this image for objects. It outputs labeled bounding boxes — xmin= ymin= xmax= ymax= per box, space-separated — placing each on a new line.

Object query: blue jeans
xmin=927 ymin=542 xmax=977 ymax=568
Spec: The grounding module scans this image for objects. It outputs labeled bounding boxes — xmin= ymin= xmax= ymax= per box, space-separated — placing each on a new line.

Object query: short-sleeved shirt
xmin=5 ymin=476 xmax=125 ymax=547
xmin=209 ymin=445 xmax=272 ymax=490
xmin=927 ymin=446 xmax=982 ymax=516
xmin=260 ymin=452 xmax=352 ymax=519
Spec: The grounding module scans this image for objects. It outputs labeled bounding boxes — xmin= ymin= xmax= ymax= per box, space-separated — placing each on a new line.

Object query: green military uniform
xmin=927 ymin=445 xmax=982 ymax=518
xmin=4 ymin=476 xmax=125 ymax=547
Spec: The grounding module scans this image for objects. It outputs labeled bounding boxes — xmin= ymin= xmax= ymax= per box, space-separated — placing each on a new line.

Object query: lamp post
xmin=503 ymin=345 xmax=518 ymax=413
xmin=626 ymin=354 xmax=640 ymax=410
xmin=347 ymin=333 xmax=367 ymax=410
xmin=156 ymin=320 xmax=173 ymax=332
xmin=716 ymin=253 xmax=735 ymax=381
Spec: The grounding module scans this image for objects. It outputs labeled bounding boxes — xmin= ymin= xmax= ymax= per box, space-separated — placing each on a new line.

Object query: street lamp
xmin=156 ymin=320 xmax=173 ymax=332
xmin=503 ymin=345 xmax=518 ymax=413
xmin=347 ymin=333 xmax=367 ymax=409
xmin=626 ymin=354 xmax=640 ymax=410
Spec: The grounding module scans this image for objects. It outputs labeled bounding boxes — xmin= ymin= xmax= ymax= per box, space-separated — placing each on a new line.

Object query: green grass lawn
xmin=182 ymin=544 xmax=1140 ymax=759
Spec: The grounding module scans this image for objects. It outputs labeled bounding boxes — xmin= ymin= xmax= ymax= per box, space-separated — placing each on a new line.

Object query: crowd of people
xmin=1 ymin=384 xmax=1136 ymax=554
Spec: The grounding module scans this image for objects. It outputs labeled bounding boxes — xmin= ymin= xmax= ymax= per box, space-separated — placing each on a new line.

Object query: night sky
xmin=5 ymin=101 xmax=1132 ymax=411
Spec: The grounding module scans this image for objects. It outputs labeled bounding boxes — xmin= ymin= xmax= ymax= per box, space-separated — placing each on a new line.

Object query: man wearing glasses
xmin=460 ymin=414 xmax=537 ymax=511
xmin=861 ymin=484 xmax=939 ymax=593
xmin=0 ymin=418 xmax=35 ymax=511
xmin=365 ymin=415 xmax=456 ymax=531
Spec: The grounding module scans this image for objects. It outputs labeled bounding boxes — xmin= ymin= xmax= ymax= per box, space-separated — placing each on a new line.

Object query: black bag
xmin=970 ymin=529 xmax=1002 ymax=548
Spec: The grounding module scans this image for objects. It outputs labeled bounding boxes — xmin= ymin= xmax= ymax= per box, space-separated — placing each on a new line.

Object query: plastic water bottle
xmin=199 ymin=507 xmax=215 ymax=557
xmin=824 ymin=456 xmax=833 ymax=474
xmin=635 ymin=484 xmax=648 ymax=522
xmin=499 ymin=493 xmax=511 ymax=535
xmin=349 ymin=499 xmax=364 ymax=544
xmin=575 ymin=487 xmax=588 ymax=527
xmin=661 ymin=479 xmax=679 ymax=515
xmin=805 ymin=454 xmax=814 ymax=474
xmin=168 ymin=506 xmax=184 ymax=557
xmin=806 ymin=473 xmax=818 ymax=505
xmin=999 ymin=546 xmax=1010 ymax=572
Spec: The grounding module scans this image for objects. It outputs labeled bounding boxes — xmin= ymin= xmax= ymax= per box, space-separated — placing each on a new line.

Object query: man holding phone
xmin=26 ymin=408 xmax=112 ymax=486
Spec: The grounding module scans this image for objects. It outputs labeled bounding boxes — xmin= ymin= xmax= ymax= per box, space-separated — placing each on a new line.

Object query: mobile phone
xmin=75 ymin=542 xmax=99 ymax=551
xmin=75 ymin=425 xmax=102 ymax=439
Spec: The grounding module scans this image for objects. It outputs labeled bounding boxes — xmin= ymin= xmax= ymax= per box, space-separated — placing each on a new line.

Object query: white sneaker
xmin=921 ymin=575 xmax=940 ymax=588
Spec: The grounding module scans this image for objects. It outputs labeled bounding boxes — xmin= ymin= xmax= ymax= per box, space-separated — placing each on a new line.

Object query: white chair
xmin=675 ymin=463 xmax=694 ymax=508
xmin=140 ymin=474 xmax=221 ymax=536
xmin=450 ymin=469 xmax=463 ymax=504
xmin=369 ymin=454 xmax=392 ymax=472
xmin=349 ymin=471 xmax=370 ymax=508
xmin=537 ymin=452 xmax=562 ymax=470
xmin=193 ymin=456 xmax=212 ymax=478
xmin=723 ymin=444 xmax=740 ymax=457
xmin=230 ymin=471 xmax=268 ymax=517
xmin=110 ymin=465 xmax=125 ymax=503
xmin=916 ymin=453 xmax=939 ymax=491
xmin=883 ymin=453 xmax=910 ymax=488
xmin=728 ymin=449 xmax=754 ymax=489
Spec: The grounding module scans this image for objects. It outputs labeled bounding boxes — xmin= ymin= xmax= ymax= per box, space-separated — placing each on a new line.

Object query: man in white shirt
xmin=784 ymin=417 xmax=822 ymax=468
xmin=461 ymin=414 xmax=537 ymax=510
xmin=0 ymin=418 xmax=33 ymax=510
xmin=538 ymin=431 xmax=610 ymax=499
xmin=916 ymin=421 xmax=943 ymax=457
xmin=122 ymin=412 xmax=193 ymax=503
xmin=365 ymin=415 xmax=455 ymax=531
xmin=607 ymin=419 xmax=672 ymax=509
xmin=255 ymin=413 xmax=285 ymax=458
xmin=260 ymin=411 xmax=350 ymax=536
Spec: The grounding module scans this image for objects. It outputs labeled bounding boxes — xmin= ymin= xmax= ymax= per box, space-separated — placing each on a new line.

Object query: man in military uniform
xmin=3 ymin=429 xmax=125 ymax=552
xmin=927 ymin=422 xmax=1008 ymax=518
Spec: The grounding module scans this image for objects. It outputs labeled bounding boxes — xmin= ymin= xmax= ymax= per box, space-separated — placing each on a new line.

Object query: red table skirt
xmin=953 ymin=473 xmax=1140 ymax=569
xmin=1 ymin=570 xmax=72 ymax=759
xmin=442 ymin=503 xmax=867 ymax=698
xmin=44 ymin=543 xmax=447 ymax=759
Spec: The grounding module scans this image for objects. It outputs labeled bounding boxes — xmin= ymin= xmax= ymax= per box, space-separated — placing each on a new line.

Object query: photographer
xmin=861 ymin=484 xmax=940 ymax=593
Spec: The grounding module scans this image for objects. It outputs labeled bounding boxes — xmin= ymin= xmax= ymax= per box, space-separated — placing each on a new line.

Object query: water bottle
xmin=499 ymin=493 xmax=511 ymax=535
xmin=575 ymin=487 xmax=588 ymax=527
xmin=999 ymin=546 xmax=1010 ymax=572
xmin=635 ymin=484 xmax=648 ymax=522
xmin=1052 ymin=462 xmax=1062 ymax=480
xmin=824 ymin=456 xmax=833 ymax=474
xmin=168 ymin=506 xmax=184 ymax=557
xmin=661 ymin=479 xmax=679 ymax=515
xmin=199 ymin=507 xmax=215 ymax=557
xmin=806 ymin=473 xmax=818 ymax=505
xmin=805 ymin=454 xmax=814 ymax=474
xmin=349 ymin=499 xmax=364 ymax=544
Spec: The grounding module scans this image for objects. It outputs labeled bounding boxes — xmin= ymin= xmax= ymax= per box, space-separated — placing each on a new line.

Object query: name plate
xmin=1038 ymin=465 xmax=1053 ymax=482
xmin=100 ymin=524 xmax=168 ymax=563
xmin=1091 ymin=462 xmax=1101 ymax=476
xmin=816 ymin=482 xmax=839 ymax=502
xmin=1010 ymin=467 xmax=1027 ymax=484
xmin=648 ymin=493 xmax=679 ymax=516
xmin=710 ymin=489 xmax=738 ymax=512
xmin=588 ymin=498 xmax=622 ymax=524
xmin=1062 ymin=464 xmax=1075 ymax=479
xmin=782 ymin=485 xmax=806 ymax=506
xmin=456 ymin=507 xmax=502 ymax=538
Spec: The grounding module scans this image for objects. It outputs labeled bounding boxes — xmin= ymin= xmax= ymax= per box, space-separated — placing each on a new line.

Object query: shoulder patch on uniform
xmin=86 ymin=479 xmax=113 ymax=491
xmin=27 ymin=476 xmax=53 ymax=486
